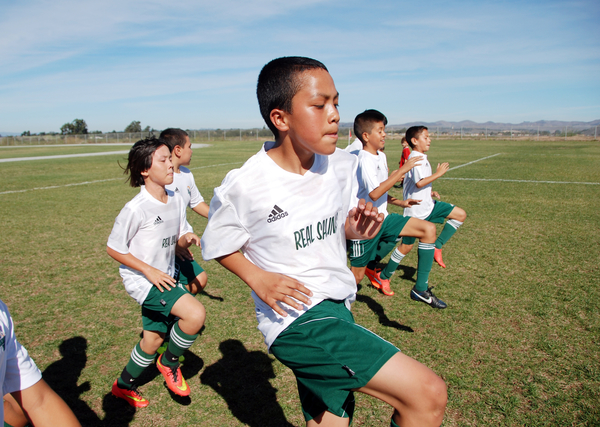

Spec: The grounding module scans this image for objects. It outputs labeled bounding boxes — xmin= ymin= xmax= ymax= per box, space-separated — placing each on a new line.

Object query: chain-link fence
xmin=2 ymin=125 xmax=598 ymax=146
xmin=0 ymin=128 xmax=276 ymax=146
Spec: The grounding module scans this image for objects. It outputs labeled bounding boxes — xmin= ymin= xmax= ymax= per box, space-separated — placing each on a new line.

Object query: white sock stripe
xmin=447 ymin=219 xmax=463 ymax=229
xmin=131 ymin=348 xmax=154 ymax=367
xmin=170 ymin=329 xmax=195 ymax=349
xmin=390 ymin=249 xmax=405 ymax=263
xmin=418 ymin=243 xmax=435 ymax=250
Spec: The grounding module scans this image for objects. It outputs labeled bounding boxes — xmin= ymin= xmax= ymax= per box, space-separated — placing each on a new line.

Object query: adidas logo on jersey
xmin=154 ymin=216 xmax=163 ymax=225
xmin=267 ymin=205 xmax=288 ymax=223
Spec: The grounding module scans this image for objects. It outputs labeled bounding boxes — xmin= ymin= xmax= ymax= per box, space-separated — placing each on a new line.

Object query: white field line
xmin=447 ymin=153 xmax=502 ymax=171
xmin=444 ymin=152 xmax=599 ymax=185
xmin=0 ymin=151 xmax=130 ymax=163
xmin=0 ymin=162 xmax=242 ymax=195
xmin=0 ymin=143 xmax=210 ymax=163
xmin=441 ymin=177 xmax=599 ymax=185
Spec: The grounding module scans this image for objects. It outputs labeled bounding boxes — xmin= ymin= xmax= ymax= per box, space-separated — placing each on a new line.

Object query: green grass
xmin=0 ymin=138 xmax=599 ymax=426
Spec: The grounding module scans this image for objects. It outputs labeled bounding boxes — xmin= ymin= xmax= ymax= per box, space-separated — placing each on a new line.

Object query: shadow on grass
xmin=41 ymin=336 xmax=105 ymax=426
xmin=395 ymin=265 xmax=417 ymax=283
xmin=199 ymin=288 xmax=224 ymax=301
xmin=355 ymin=294 xmax=414 ymax=332
xmin=201 ymin=339 xmax=294 ymax=427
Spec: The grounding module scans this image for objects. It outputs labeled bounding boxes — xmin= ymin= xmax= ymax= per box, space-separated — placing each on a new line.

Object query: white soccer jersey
xmin=202 ymin=142 xmax=359 ymax=348
xmin=356 ymin=149 xmax=390 ymax=217
xmin=0 ymin=300 xmax=43 ymax=423
xmin=107 ymin=186 xmax=192 ymax=305
xmin=344 ymin=138 xmax=363 ymax=156
xmin=403 ymin=151 xmax=434 ymax=219
xmin=166 ymin=166 xmax=204 ymax=209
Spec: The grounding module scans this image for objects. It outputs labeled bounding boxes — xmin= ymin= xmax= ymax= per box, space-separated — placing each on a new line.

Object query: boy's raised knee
xmin=422 ymin=374 xmax=447 ymax=425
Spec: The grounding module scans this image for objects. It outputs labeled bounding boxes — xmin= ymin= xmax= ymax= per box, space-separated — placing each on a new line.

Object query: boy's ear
xmin=270 ymin=108 xmax=290 ymax=132
xmin=173 ymin=145 xmax=182 ymax=156
xmin=140 ymin=169 xmax=149 ymax=178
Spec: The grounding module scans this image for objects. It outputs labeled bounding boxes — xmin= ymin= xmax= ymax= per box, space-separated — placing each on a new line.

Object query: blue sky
xmin=1 ymin=0 xmax=599 ymax=133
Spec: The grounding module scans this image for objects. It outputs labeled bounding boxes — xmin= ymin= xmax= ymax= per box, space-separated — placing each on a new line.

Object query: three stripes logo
xmin=154 ymin=216 xmax=163 ymax=225
xmin=266 ymin=205 xmax=288 ymax=223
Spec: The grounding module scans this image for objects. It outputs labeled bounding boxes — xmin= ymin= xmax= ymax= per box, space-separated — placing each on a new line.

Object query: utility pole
xmin=565 ymin=126 xmax=567 ymax=141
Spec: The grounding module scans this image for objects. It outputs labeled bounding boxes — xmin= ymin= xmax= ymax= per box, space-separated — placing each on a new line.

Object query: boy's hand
xmin=399 ymin=198 xmax=421 ymax=208
xmin=251 ymin=270 xmax=313 ymax=317
xmin=217 ymin=251 xmax=313 ymax=318
xmin=435 ymin=162 xmax=449 ymax=177
xmin=176 ymin=233 xmax=201 ymax=261
xmin=178 ymin=232 xmax=201 ymax=249
xmin=145 ymin=266 xmax=177 ymax=292
xmin=397 ymin=155 xmax=422 ymax=176
xmin=345 ymin=199 xmax=384 ymax=240
xmin=432 ymin=191 xmax=441 ymax=200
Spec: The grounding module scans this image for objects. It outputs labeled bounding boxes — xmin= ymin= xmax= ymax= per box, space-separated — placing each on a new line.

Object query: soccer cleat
xmin=434 ymin=248 xmax=446 ymax=268
xmin=365 ymin=268 xmax=394 ymax=296
xmin=156 ymin=354 xmax=190 ymax=396
xmin=111 ymin=379 xmax=149 ymax=408
xmin=410 ymin=286 xmax=447 ymax=309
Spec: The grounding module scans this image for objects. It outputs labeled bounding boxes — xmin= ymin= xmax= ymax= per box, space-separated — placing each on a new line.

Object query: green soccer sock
xmin=435 ymin=219 xmax=463 ymax=249
xmin=117 ymin=342 xmax=154 ymax=389
xmin=161 ymin=322 xmax=199 ymax=367
xmin=380 ymin=248 xmax=406 ymax=280
xmin=415 ymin=242 xmax=435 ymax=292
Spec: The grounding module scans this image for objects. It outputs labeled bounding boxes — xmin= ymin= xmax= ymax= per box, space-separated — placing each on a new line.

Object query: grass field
xmin=0 ymin=138 xmax=598 ymax=426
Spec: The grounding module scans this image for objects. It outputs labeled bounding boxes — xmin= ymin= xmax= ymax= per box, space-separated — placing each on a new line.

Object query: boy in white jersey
xmin=349 ymin=110 xmax=445 ymax=308
xmin=401 ymin=126 xmax=467 ymax=305
xmin=107 ymin=137 xmax=206 ymax=407
xmin=1 ymin=299 xmax=80 ymax=427
xmin=201 ymin=57 xmax=446 ymax=427
xmin=160 ymin=128 xmax=209 ymax=295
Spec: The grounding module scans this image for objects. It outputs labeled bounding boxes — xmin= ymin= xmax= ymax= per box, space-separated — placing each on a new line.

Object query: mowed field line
xmin=0 ymin=162 xmax=243 ymax=195
xmin=445 ymin=153 xmax=599 ymax=185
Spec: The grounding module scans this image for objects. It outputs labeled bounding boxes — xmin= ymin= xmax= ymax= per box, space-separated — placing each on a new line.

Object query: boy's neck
xmin=267 ymin=137 xmax=315 ymax=175
xmin=413 ymin=148 xmax=426 ymax=154
xmin=144 ymin=181 xmax=169 ymax=203
xmin=363 ymin=144 xmax=379 ymax=156
xmin=172 ymin=158 xmax=188 ymax=174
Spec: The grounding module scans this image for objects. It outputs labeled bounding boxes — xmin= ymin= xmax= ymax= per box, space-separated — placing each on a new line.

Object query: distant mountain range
xmin=340 ymin=119 xmax=600 ymax=132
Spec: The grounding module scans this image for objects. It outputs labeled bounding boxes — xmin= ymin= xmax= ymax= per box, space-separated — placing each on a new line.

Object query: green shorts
xmin=270 ymin=300 xmax=400 ymax=422
xmin=141 ymin=285 xmax=189 ymax=333
xmin=347 ymin=213 xmax=410 ymax=267
xmin=174 ymin=258 xmax=205 ymax=287
xmin=402 ymin=201 xmax=455 ymax=245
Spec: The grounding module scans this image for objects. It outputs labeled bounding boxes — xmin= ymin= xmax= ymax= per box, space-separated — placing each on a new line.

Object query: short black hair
xmin=160 ymin=128 xmax=189 ymax=151
xmin=125 ymin=136 xmax=171 ymax=187
xmin=405 ymin=126 xmax=428 ymax=149
xmin=257 ymin=56 xmax=328 ymax=139
xmin=353 ymin=109 xmax=388 ymax=144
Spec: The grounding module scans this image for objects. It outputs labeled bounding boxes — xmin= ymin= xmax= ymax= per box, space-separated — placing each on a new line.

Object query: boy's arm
xmin=345 ymin=199 xmax=385 ymax=240
xmin=217 ymin=251 xmax=313 ymax=317
xmin=388 ymin=195 xmax=421 ymax=208
xmin=416 ymin=162 xmax=449 ymax=188
xmin=11 ymin=380 xmax=81 ymax=427
xmin=106 ymin=246 xmax=176 ymax=292
xmin=191 ymin=202 xmax=210 ymax=219
xmin=368 ymin=156 xmax=422 ymax=201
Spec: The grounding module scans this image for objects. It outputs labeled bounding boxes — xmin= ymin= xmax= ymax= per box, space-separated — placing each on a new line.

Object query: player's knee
xmin=189 ymin=272 xmax=208 ymax=294
xmin=187 ymin=302 xmax=206 ymax=331
xmin=422 ymin=374 xmax=447 ymax=425
xmin=453 ymin=207 xmax=467 ymax=222
xmin=423 ymin=222 xmax=437 ymax=242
